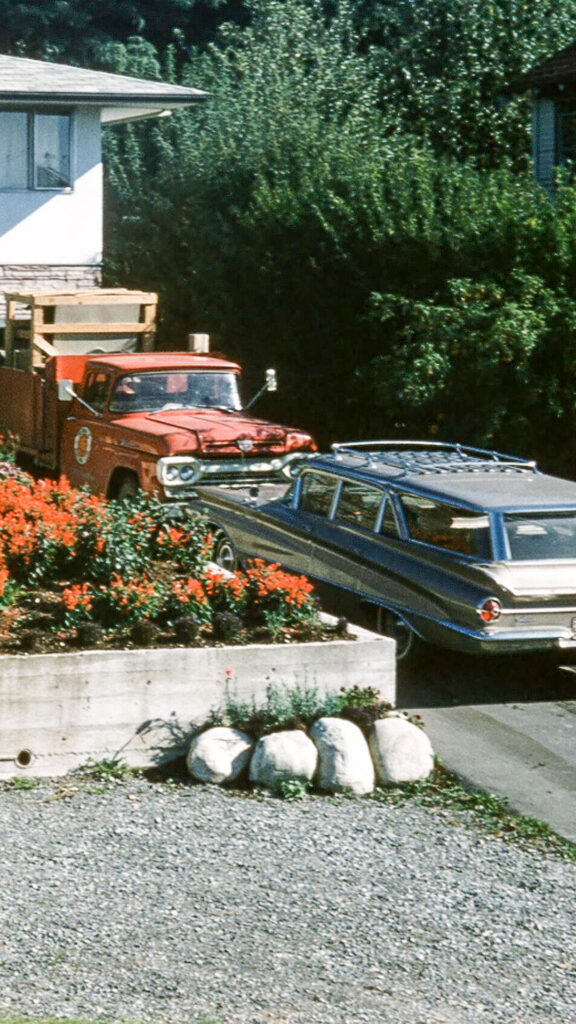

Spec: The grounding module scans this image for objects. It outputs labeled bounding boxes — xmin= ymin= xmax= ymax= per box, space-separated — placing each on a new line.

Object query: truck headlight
xmin=157 ymin=457 xmax=199 ymax=486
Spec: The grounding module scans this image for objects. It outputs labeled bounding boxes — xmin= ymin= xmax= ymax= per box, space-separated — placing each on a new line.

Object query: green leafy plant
xmin=60 ymin=582 xmax=95 ymax=628
xmin=277 ymin=777 xmax=311 ymax=801
xmin=373 ymin=762 xmax=576 ymax=862
xmin=4 ymin=776 xmax=38 ymax=790
xmin=97 ymin=573 xmax=166 ymax=627
xmin=334 ymin=684 xmax=395 ymax=735
xmin=0 ymin=431 xmax=19 ymax=465
xmin=214 ymin=682 xmax=342 ymax=738
xmin=243 ymin=560 xmax=318 ymax=637
xmin=165 ymin=575 xmax=211 ymax=626
xmin=76 ymin=757 xmax=131 ymax=782
xmin=90 ymin=492 xmax=212 ymax=584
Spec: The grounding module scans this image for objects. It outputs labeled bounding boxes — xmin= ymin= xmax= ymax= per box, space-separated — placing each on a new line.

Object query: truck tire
xmin=115 ymin=473 xmax=140 ymax=501
xmin=212 ymin=529 xmax=238 ymax=573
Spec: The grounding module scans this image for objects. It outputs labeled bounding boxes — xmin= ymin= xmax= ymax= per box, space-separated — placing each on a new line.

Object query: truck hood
xmin=132 ymin=408 xmax=311 ymax=453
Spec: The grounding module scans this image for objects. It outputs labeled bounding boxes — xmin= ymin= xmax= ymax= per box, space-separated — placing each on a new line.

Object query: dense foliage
xmin=11 ymin=0 xmax=576 ymax=473
xmin=0 ymin=0 xmax=244 ymax=64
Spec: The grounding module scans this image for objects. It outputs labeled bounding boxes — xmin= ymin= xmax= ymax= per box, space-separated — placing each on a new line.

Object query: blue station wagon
xmin=196 ymin=441 xmax=576 ymax=658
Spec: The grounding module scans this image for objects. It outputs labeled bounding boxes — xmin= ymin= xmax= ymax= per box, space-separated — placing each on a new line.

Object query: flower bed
xmin=0 ymin=456 xmax=396 ymax=778
xmin=0 ymin=459 xmax=333 ymax=655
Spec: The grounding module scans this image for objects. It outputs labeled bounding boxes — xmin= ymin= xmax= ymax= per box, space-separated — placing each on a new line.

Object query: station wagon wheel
xmin=212 ymin=529 xmax=238 ymax=573
xmin=376 ymin=608 xmax=415 ymax=661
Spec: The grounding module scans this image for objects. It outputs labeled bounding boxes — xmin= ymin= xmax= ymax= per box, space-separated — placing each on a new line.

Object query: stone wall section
xmin=0 ymin=264 xmax=102 ymax=321
xmin=0 ymin=622 xmax=396 ymax=779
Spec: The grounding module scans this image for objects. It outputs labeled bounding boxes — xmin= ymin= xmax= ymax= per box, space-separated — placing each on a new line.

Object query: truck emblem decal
xmin=74 ymin=426 xmax=93 ymax=466
xmin=237 ymin=438 xmax=254 ymax=453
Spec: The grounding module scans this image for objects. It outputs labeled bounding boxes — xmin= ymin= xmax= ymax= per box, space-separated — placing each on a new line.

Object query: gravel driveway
xmin=1 ymin=776 xmax=575 ymax=1024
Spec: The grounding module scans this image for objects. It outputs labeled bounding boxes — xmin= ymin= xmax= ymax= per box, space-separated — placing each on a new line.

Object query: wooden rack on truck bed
xmin=3 ymin=289 xmax=158 ymax=371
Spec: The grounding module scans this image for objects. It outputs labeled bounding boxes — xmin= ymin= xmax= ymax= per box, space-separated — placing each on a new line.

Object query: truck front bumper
xmin=157 ymin=451 xmax=306 ymax=497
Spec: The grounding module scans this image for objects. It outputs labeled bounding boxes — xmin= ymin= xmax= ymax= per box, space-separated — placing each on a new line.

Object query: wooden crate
xmin=3 ymin=288 xmax=158 ymax=370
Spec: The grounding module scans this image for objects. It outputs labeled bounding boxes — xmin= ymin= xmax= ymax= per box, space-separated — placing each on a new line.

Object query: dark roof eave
xmin=0 ymin=91 xmax=207 ymax=105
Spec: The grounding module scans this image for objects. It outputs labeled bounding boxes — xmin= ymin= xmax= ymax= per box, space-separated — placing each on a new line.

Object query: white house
xmin=0 ymin=55 xmax=206 ymax=311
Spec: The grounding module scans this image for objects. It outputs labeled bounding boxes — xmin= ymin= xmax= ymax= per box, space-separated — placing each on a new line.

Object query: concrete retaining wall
xmin=0 ymin=624 xmax=395 ymax=778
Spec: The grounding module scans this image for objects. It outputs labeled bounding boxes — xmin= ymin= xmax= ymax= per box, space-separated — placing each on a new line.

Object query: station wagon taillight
xmin=477 ymin=597 xmax=502 ymax=623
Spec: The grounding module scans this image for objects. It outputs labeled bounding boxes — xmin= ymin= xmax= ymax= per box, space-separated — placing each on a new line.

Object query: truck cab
xmin=59 ymin=352 xmax=315 ymax=498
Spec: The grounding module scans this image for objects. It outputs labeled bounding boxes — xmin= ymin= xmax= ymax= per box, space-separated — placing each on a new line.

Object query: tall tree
xmin=102 ymin=0 xmax=576 ymax=469
xmin=0 ymin=0 xmax=245 ymax=64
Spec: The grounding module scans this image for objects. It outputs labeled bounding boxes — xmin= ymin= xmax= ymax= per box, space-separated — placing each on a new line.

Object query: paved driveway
xmin=398 ymin=650 xmax=576 ymax=843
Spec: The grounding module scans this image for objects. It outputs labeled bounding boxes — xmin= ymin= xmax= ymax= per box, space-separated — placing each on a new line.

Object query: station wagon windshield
xmin=505 ymin=512 xmax=576 ymax=560
xmin=109 ymin=371 xmax=242 ymax=414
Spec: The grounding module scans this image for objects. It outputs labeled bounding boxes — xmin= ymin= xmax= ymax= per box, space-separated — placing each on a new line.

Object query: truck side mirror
xmin=58 ymin=379 xmax=75 ymax=401
xmin=245 ymin=368 xmax=279 ymax=411
xmin=57 ymin=378 xmax=102 ymax=418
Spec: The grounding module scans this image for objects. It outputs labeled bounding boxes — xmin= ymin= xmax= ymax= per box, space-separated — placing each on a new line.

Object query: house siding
xmin=0 ymin=106 xmax=103 ymax=267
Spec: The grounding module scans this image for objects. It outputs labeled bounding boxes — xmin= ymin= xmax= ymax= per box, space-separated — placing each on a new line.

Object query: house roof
xmin=0 ymin=54 xmax=207 ymax=123
xmin=507 ymin=40 xmax=576 ymax=95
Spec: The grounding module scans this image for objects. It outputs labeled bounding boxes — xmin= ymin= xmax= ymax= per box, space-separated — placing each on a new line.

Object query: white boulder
xmin=310 ymin=717 xmax=374 ymax=795
xmin=186 ymin=726 xmax=253 ymax=784
xmin=249 ymin=730 xmax=318 ymax=789
xmin=369 ymin=716 xmax=434 ymax=785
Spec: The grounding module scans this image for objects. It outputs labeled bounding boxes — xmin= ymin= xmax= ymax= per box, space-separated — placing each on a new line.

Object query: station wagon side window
xmin=379 ymin=497 xmax=401 ymax=539
xmin=82 ymin=371 xmax=111 ymax=413
xmin=333 ymin=481 xmax=384 ymax=531
xmin=398 ymin=492 xmax=491 ymax=557
xmin=299 ymin=472 xmax=338 ymax=517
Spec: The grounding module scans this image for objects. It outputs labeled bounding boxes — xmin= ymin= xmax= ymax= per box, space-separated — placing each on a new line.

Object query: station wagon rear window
xmin=398 ymin=493 xmax=491 ymax=557
xmin=504 ymin=512 xmax=576 ymax=560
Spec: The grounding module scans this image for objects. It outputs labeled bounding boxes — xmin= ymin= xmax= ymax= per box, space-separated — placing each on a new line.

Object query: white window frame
xmin=0 ymin=109 xmax=73 ymax=192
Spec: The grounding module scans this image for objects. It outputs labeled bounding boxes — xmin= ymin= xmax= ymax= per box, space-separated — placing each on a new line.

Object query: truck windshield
xmin=504 ymin=511 xmax=576 ymax=560
xmin=109 ymin=371 xmax=242 ymax=414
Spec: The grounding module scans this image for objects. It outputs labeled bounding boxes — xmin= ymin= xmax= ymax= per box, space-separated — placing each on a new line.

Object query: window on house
xmin=557 ymin=101 xmax=576 ymax=166
xmin=0 ymin=111 xmax=71 ymax=190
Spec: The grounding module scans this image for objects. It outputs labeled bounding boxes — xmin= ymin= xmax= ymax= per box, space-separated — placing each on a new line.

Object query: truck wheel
xmin=376 ymin=607 xmax=416 ymax=661
xmin=116 ymin=473 xmax=140 ymax=501
xmin=212 ymin=530 xmax=237 ymax=573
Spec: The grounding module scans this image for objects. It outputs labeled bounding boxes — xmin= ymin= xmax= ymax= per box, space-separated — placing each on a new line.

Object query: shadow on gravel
xmin=397 ymin=646 xmax=576 ymax=709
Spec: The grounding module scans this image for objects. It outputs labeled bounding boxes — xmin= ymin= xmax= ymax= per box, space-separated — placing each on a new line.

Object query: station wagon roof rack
xmin=330 ymin=441 xmax=538 ymax=477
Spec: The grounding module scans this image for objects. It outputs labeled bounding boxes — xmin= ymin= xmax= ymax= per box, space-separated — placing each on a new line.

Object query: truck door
xmin=60 ymin=370 xmax=113 ymax=491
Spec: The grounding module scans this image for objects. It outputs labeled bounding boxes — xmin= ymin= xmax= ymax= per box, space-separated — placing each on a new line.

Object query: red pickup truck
xmin=0 ymin=350 xmax=316 ymax=499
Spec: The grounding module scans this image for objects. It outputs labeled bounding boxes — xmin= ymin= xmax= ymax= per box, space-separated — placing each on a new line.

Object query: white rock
xmin=186 ymin=726 xmax=253 ymax=784
xmin=310 ymin=717 xmax=374 ymax=795
xmin=249 ymin=730 xmax=318 ymax=789
xmin=369 ymin=717 xmax=434 ymax=785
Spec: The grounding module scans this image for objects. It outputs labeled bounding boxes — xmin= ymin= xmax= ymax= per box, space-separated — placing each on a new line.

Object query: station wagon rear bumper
xmin=414 ymin=614 xmax=576 ymax=655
